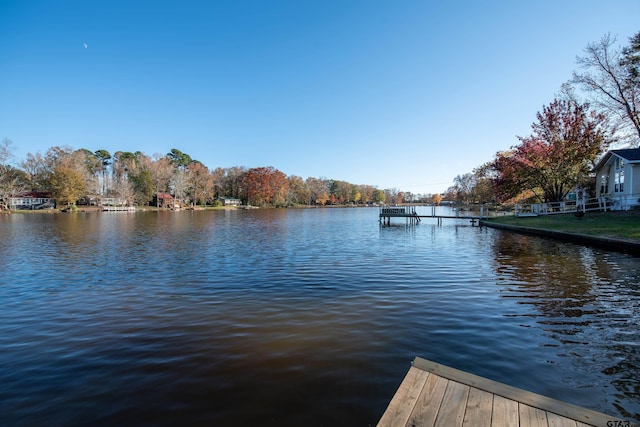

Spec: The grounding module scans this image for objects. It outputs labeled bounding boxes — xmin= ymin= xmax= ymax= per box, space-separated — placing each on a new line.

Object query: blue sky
xmin=1 ymin=1 xmax=639 ymax=195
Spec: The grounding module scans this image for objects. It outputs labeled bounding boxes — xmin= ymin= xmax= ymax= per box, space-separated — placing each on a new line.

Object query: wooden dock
xmin=378 ymin=357 xmax=631 ymax=427
xmin=103 ymin=206 xmax=136 ymax=212
xmin=379 ymin=206 xmax=486 ymax=226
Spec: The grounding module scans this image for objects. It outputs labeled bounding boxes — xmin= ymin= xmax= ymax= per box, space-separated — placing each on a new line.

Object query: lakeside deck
xmin=103 ymin=206 xmax=136 ymax=212
xmin=378 ymin=357 xmax=631 ymax=427
xmin=379 ymin=206 xmax=487 ymax=226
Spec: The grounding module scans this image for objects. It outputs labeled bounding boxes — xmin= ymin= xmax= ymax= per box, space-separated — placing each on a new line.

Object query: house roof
xmin=594 ymin=148 xmax=640 ymax=171
xmin=612 ymin=148 xmax=640 ymax=161
xmin=156 ymin=193 xmax=174 ymax=200
xmin=11 ymin=191 xmax=52 ymax=198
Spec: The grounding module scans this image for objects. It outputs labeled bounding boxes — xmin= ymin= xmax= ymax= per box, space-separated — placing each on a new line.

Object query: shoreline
xmin=1 ymin=203 xmax=381 ymax=214
xmin=480 ymin=219 xmax=640 ymax=256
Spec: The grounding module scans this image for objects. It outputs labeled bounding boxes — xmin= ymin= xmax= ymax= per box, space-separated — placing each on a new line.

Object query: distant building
xmin=100 ymin=197 xmax=128 ymax=206
xmin=153 ymin=193 xmax=175 ymax=208
xmin=594 ymin=148 xmax=640 ymax=210
xmin=9 ymin=192 xmax=55 ymax=210
xmin=219 ymin=197 xmax=241 ymax=206
xmin=77 ymin=195 xmax=99 ymax=206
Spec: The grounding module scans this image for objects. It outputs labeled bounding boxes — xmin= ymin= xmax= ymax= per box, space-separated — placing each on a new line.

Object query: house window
xmin=614 ymin=157 xmax=625 ymax=193
xmin=614 ymin=170 xmax=624 ymax=193
xmin=600 ymin=175 xmax=608 ymax=194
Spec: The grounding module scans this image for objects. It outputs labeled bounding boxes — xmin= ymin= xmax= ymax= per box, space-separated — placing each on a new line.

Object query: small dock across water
xmin=378 ymin=357 xmax=632 ymax=427
xmin=379 ymin=206 xmax=486 ymax=226
xmin=103 ymin=206 xmax=136 ymax=212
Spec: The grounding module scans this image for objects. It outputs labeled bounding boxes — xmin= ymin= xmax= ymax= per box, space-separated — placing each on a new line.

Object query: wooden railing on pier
xmin=379 ymin=193 xmax=639 ymax=225
xmin=514 ymin=194 xmax=639 ymax=217
xmin=379 ymin=205 xmax=489 ymax=226
xmin=379 ymin=206 xmax=421 ymax=225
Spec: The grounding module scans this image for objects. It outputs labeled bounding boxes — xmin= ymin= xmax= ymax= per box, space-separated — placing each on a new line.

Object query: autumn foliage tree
xmin=305 ymin=177 xmax=329 ymax=205
xmin=492 ymin=98 xmax=611 ymax=203
xmin=186 ymin=161 xmax=210 ymax=206
xmin=287 ymin=175 xmax=311 ymax=205
xmin=372 ymin=189 xmax=385 ymax=204
xmin=9 ymin=141 xmax=415 ymax=208
xmin=247 ymin=166 xmax=289 ymax=206
xmin=49 ymin=166 xmax=87 ymax=206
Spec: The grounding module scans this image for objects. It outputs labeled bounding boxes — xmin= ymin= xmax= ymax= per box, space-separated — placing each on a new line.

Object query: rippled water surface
xmin=1 ymin=208 xmax=639 ymax=426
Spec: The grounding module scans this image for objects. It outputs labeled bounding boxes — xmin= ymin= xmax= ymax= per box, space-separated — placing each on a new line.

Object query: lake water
xmin=1 ymin=207 xmax=639 ymax=426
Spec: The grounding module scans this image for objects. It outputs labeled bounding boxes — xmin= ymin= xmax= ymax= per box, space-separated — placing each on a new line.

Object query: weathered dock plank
xmin=377 ymin=357 xmax=632 ymax=427
xmin=463 ymin=388 xmax=493 ymax=427
xmin=519 ymin=403 xmax=548 ymax=427
xmin=547 ymin=411 xmax=580 ymax=427
xmin=491 ymin=395 xmax=519 ymax=427
xmin=378 ymin=366 xmax=430 ymax=427
xmin=410 ymin=371 xmax=448 ymax=427
xmin=434 ymin=380 xmax=470 ymax=427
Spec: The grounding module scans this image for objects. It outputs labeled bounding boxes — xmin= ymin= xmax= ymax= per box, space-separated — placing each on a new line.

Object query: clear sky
xmin=1 ymin=1 xmax=639 ymax=195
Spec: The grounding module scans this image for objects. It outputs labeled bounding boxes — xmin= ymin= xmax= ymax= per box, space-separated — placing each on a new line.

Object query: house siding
xmin=8 ymin=193 xmax=56 ymax=210
xmin=633 ymin=164 xmax=640 ymax=201
xmin=594 ymin=149 xmax=640 ymax=210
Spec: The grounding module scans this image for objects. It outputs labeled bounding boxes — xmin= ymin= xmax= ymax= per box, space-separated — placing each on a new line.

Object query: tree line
xmin=2 ymin=32 xmax=638 ymax=210
xmin=447 ymin=32 xmax=640 ymax=205
xmin=0 ymin=143 xmax=432 ymax=209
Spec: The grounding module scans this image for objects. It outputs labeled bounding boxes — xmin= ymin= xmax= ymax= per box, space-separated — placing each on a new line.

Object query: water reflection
xmin=491 ymin=231 xmax=640 ymax=420
xmin=1 ymin=210 xmax=639 ymax=425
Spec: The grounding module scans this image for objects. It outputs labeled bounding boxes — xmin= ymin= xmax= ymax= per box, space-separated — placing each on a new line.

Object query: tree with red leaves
xmin=492 ymin=98 xmax=611 ymax=203
xmin=246 ymin=166 xmax=289 ymax=206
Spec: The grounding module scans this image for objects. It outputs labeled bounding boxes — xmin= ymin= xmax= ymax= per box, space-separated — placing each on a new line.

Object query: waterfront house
xmin=9 ymin=191 xmax=55 ymax=210
xmin=77 ymin=195 xmax=99 ymax=206
xmin=594 ymin=148 xmax=640 ymax=210
xmin=219 ymin=197 xmax=242 ymax=206
xmin=100 ymin=197 xmax=128 ymax=207
xmin=153 ymin=193 xmax=175 ymax=208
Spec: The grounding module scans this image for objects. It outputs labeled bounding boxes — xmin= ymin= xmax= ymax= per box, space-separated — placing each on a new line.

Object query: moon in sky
xmin=83 ymin=43 xmax=88 ymax=48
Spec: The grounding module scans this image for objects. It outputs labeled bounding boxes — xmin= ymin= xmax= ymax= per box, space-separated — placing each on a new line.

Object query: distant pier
xmin=379 ymin=206 xmax=487 ymax=226
xmin=103 ymin=206 xmax=136 ymax=212
xmin=379 ymin=206 xmax=421 ymax=226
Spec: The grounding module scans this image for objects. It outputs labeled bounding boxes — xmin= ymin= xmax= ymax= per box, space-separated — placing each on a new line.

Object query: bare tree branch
xmin=573 ymin=33 xmax=640 ymax=147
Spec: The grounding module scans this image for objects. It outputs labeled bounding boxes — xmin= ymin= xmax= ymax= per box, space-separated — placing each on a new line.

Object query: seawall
xmin=480 ymin=220 xmax=640 ymax=256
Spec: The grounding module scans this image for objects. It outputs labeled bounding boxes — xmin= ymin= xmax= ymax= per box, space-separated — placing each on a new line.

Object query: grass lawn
xmin=488 ymin=210 xmax=640 ymax=241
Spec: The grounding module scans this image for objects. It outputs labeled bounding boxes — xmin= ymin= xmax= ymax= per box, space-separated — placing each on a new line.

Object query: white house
xmin=594 ymin=148 xmax=640 ymax=210
xmin=100 ymin=197 xmax=128 ymax=206
xmin=9 ymin=192 xmax=55 ymax=210
xmin=219 ymin=197 xmax=241 ymax=206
